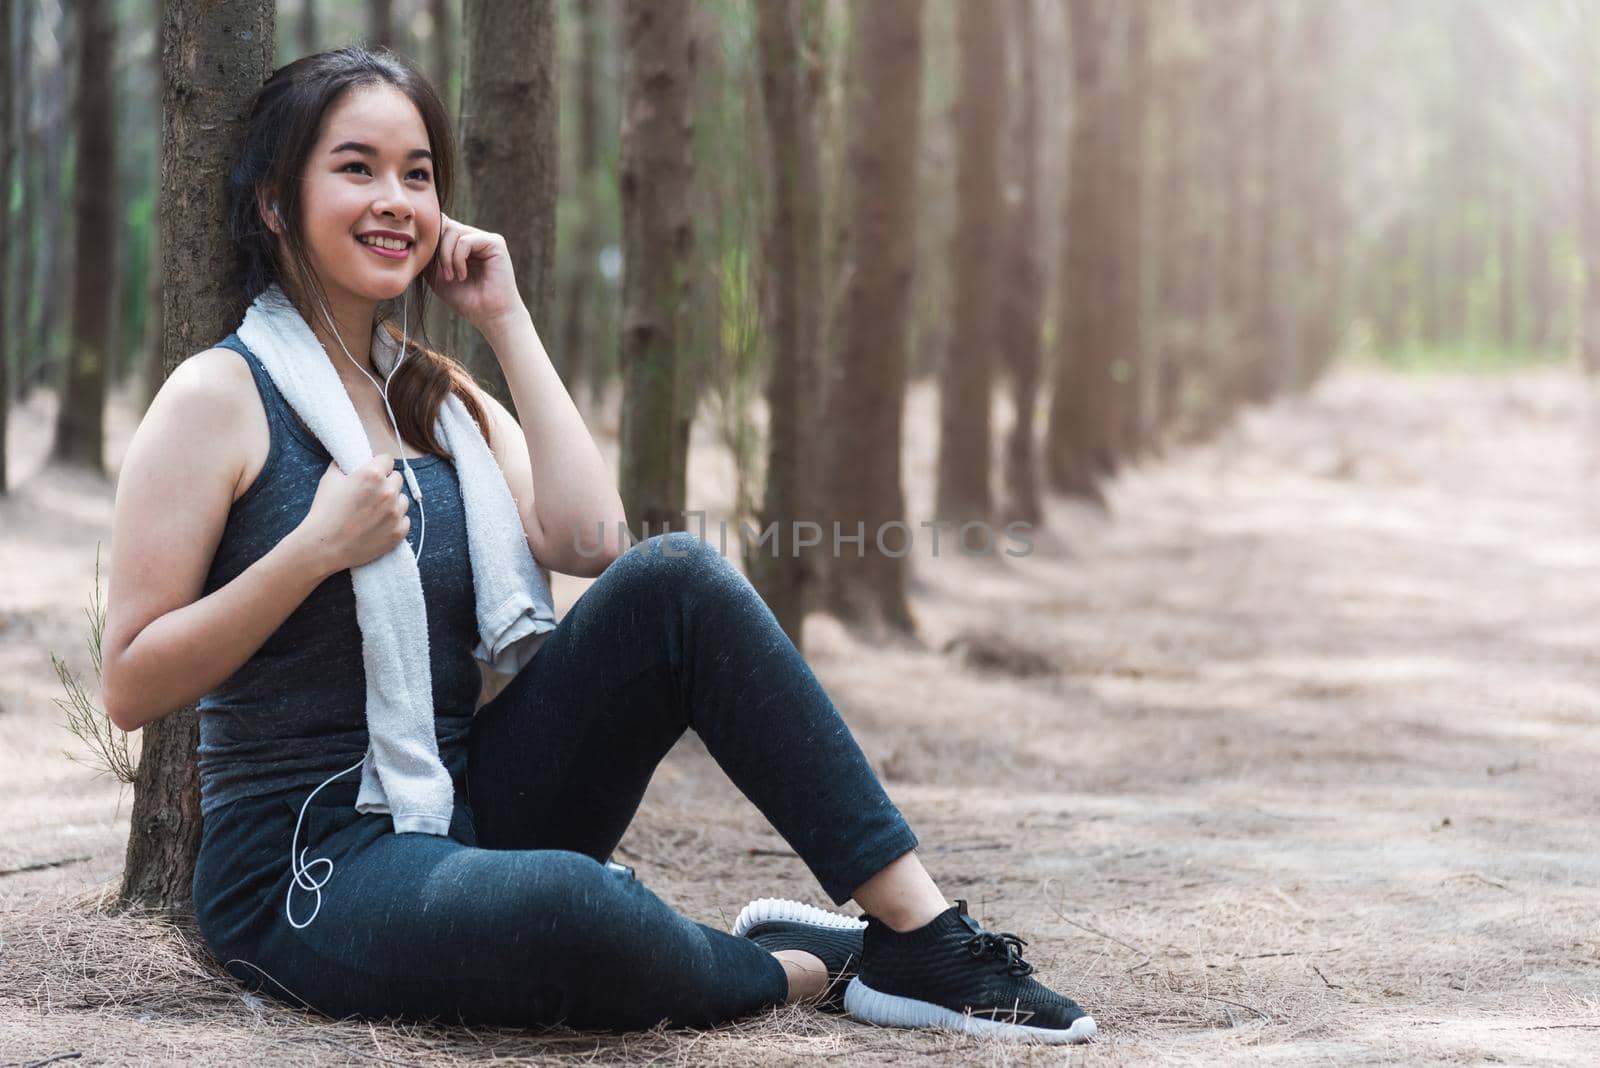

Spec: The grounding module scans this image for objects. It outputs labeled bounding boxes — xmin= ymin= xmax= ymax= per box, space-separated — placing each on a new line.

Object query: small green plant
xmin=52 ymin=542 xmax=137 ymax=785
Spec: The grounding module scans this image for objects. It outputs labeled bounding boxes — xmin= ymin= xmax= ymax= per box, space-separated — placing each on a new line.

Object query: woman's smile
xmin=356 ymin=235 xmax=413 ymax=261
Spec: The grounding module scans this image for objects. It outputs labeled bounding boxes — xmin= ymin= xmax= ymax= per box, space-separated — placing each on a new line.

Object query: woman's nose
xmin=372 ymin=178 xmax=412 ymax=219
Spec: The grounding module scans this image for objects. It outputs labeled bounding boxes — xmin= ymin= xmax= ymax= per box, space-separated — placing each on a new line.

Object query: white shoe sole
xmin=731 ymin=897 xmax=868 ymax=937
xmin=844 ymin=976 xmax=1098 ymax=1045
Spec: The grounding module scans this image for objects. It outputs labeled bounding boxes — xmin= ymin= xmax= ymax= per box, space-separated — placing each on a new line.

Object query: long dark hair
xmin=226 ymin=45 xmax=491 ymax=456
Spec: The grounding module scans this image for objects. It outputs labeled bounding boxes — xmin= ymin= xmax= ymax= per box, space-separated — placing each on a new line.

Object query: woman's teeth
xmin=359 ymin=235 xmax=410 ymax=250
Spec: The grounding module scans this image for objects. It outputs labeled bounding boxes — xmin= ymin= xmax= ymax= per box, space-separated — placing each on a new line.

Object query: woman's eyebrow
xmin=330 ymin=140 xmax=432 ymax=161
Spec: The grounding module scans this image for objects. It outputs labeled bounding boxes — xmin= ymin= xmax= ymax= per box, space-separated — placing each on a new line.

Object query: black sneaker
xmin=732 ymin=897 xmax=868 ymax=1013
xmin=845 ymin=900 xmax=1097 ymax=1044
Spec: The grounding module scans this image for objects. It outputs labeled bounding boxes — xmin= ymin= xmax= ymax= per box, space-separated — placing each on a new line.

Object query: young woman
xmin=103 ymin=46 xmax=1095 ymax=1044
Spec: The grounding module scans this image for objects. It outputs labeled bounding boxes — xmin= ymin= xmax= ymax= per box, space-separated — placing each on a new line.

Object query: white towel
xmin=236 ymin=282 xmax=558 ymax=835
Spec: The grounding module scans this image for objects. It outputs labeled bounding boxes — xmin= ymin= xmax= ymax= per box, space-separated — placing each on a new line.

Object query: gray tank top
xmin=195 ymin=333 xmax=482 ymax=816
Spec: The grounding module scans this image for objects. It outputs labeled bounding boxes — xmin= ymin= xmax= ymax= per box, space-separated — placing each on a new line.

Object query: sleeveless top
xmin=194 ymin=333 xmax=482 ymax=817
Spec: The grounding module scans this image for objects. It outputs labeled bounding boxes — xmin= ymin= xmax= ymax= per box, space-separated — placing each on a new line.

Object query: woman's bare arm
xmin=102 ymin=350 xmax=336 ymax=733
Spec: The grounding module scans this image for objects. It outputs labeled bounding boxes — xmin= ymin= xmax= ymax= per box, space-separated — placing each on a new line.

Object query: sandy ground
xmin=2 ymin=365 xmax=1598 ymax=1065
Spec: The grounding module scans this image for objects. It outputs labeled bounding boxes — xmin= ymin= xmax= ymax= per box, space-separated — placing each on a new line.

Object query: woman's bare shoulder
xmin=147 ymin=346 xmax=269 ymax=501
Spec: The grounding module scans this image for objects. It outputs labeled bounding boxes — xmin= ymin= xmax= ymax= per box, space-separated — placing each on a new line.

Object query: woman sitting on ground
xmin=103 ymin=45 xmax=1095 ymax=1045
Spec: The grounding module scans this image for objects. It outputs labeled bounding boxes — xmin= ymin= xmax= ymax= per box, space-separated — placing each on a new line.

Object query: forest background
xmin=2 ymin=0 xmax=1598 ymax=1064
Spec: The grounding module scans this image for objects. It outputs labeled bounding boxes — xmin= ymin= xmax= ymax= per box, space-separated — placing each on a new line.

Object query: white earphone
xmin=281 ymin=205 xmax=429 ymax=929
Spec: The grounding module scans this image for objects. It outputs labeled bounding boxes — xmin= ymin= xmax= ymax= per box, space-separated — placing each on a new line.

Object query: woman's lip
xmin=355 ymin=236 xmax=411 ymax=260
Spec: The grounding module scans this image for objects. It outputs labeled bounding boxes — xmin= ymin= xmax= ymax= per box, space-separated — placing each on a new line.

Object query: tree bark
xmin=750 ymin=0 xmax=823 ymax=648
xmin=934 ymin=0 xmax=1004 ymax=525
xmin=999 ymin=0 xmax=1044 ymax=528
xmin=430 ymin=0 xmax=452 ymax=112
xmin=819 ymin=0 xmax=921 ymax=635
xmin=1579 ymin=0 xmax=1600 ymax=375
xmin=54 ymin=0 xmax=115 ymax=470
xmin=302 ymin=0 xmax=317 ymax=56
xmin=618 ymin=0 xmax=694 ymax=537
xmin=121 ymin=0 xmax=275 ymax=915
xmin=0 ymin=0 xmax=13 ymax=494
xmin=555 ymin=0 xmax=606 ymax=399
xmin=1248 ymin=0 xmax=1286 ymax=400
xmin=1113 ymin=0 xmax=1149 ymax=452
xmin=30 ymin=3 xmax=71 ymax=404
xmin=451 ymin=1 xmax=557 ymax=413
xmin=369 ymin=0 xmax=394 ymax=50
xmin=1046 ymin=0 xmax=1122 ymax=503
xmin=141 ymin=0 xmax=165 ymax=410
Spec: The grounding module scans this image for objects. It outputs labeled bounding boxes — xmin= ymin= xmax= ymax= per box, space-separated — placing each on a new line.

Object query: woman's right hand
xmin=296 ymin=453 xmax=412 ymax=575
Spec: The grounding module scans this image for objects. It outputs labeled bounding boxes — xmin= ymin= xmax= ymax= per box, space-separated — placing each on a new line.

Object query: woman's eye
xmin=340 ymin=161 xmax=431 ymax=183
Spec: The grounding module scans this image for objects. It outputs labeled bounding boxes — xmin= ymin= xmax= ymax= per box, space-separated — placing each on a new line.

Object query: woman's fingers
xmin=440 ymin=214 xmax=458 ymax=281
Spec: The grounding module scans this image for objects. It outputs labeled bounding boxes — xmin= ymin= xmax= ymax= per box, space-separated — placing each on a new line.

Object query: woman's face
xmin=291 ymin=82 xmax=441 ymax=307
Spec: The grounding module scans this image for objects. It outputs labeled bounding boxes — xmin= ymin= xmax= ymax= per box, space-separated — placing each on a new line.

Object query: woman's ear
xmin=256 ymin=188 xmax=281 ymax=235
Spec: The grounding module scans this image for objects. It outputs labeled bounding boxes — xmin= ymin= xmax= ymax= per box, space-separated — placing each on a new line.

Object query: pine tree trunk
xmin=1579 ymin=1 xmax=1600 ymax=375
xmin=451 ymin=0 xmax=557 ymax=411
xmin=1113 ymin=0 xmax=1149 ymax=453
xmin=11 ymin=0 xmax=32 ymax=411
xmin=555 ymin=0 xmax=605 ymax=400
xmin=302 ymin=0 xmax=318 ymax=56
xmin=140 ymin=0 xmax=164 ymax=410
xmin=369 ymin=0 xmax=393 ymax=49
xmin=1250 ymin=0 xmax=1286 ymax=400
xmin=999 ymin=0 xmax=1044 ymax=528
xmin=934 ymin=0 xmax=1004 ymax=525
xmin=121 ymin=0 xmax=275 ymax=915
xmin=430 ymin=0 xmax=451 ymax=104
xmin=618 ymin=0 xmax=694 ymax=537
xmin=819 ymin=0 xmax=921 ymax=634
xmin=1045 ymin=0 xmax=1117 ymax=503
xmin=750 ymin=0 xmax=823 ymax=648
xmin=53 ymin=0 xmax=115 ymax=471
xmin=0 ymin=0 xmax=13 ymax=494
xmin=30 ymin=4 xmax=70 ymax=404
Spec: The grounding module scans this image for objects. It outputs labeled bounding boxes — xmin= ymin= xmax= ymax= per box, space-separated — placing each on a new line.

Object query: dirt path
xmin=3 ymin=367 xmax=1598 ymax=1064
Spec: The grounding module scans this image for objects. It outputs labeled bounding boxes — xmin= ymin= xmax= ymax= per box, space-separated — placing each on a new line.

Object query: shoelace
xmin=963 ymin=930 xmax=1036 ymax=977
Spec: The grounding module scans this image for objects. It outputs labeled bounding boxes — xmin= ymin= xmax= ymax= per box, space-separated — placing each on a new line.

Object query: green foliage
xmin=1356 ymin=333 xmax=1570 ymax=374
xmin=1369 ymin=343 xmax=1568 ymax=377
xmin=51 ymin=543 xmax=137 ymax=786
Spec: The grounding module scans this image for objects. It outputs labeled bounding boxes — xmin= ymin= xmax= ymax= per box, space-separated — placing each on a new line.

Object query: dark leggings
xmin=192 ymin=532 xmax=920 ymax=1031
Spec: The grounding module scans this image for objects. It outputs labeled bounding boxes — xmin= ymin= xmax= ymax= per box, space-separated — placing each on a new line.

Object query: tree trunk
xmin=1113 ymin=0 xmax=1149 ymax=452
xmin=430 ymin=0 xmax=452 ymax=111
xmin=999 ymin=0 xmax=1044 ymax=528
xmin=141 ymin=0 xmax=165 ymax=410
xmin=122 ymin=0 xmax=274 ymax=915
xmin=555 ymin=0 xmax=606 ymax=400
xmin=0 ymin=0 xmax=13 ymax=494
xmin=1579 ymin=0 xmax=1600 ymax=375
xmin=1498 ymin=176 xmax=1517 ymax=352
xmin=1529 ymin=209 xmax=1552 ymax=354
xmin=934 ymin=0 xmax=1004 ymax=525
xmin=451 ymin=0 xmax=557 ymax=412
xmin=54 ymin=0 xmax=115 ymax=471
xmin=618 ymin=0 xmax=694 ymax=537
xmin=11 ymin=0 xmax=33 ymax=411
xmin=302 ymin=0 xmax=317 ymax=55
xmin=1045 ymin=0 xmax=1119 ymax=504
xmin=369 ymin=0 xmax=394 ymax=50
xmin=750 ymin=0 xmax=823 ymax=648
xmin=819 ymin=0 xmax=921 ymax=635
xmin=30 ymin=3 xmax=71 ymax=404
xmin=1249 ymin=0 xmax=1286 ymax=400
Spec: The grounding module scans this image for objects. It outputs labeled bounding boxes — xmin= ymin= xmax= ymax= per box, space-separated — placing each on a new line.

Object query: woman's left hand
xmin=423 ymin=212 xmax=523 ymax=333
